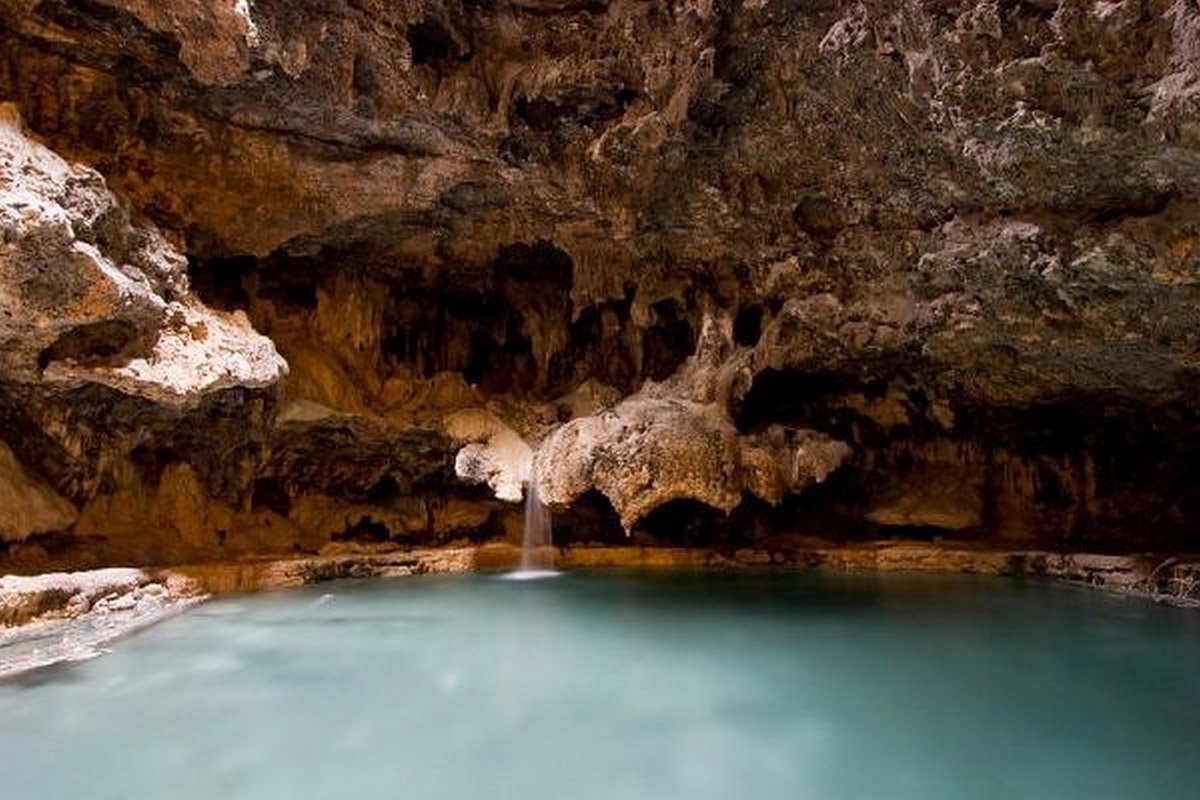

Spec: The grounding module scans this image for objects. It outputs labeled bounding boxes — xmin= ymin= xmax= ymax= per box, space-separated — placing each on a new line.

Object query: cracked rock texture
xmin=1 ymin=0 xmax=1199 ymax=568
xmin=0 ymin=104 xmax=285 ymax=401
xmin=536 ymin=312 xmax=851 ymax=529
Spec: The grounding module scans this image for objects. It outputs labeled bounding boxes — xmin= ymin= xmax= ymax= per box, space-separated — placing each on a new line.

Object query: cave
xmin=512 ymin=85 xmax=637 ymax=133
xmin=2 ymin=1 xmax=1200 ymax=791
xmin=735 ymin=368 xmax=885 ymax=436
xmin=736 ymin=368 xmax=1200 ymax=552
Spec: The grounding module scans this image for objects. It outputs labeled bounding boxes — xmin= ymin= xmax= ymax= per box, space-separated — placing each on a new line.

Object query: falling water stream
xmin=509 ymin=477 xmax=557 ymax=579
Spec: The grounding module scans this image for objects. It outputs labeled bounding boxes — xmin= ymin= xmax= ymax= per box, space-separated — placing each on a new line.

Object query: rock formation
xmin=1 ymin=0 xmax=1199 ymax=569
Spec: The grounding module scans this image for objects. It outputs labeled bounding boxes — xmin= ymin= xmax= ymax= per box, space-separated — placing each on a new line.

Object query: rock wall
xmin=1 ymin=0 xmax=1199 ymax=569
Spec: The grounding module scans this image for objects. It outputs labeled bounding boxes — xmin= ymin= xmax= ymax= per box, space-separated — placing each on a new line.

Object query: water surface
xmin=1 ymin=570 xmax=1198 ymax=800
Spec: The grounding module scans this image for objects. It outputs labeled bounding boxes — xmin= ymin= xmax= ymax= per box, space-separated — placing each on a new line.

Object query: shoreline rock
xmin=3 ymin=544 xmax=1195 ymax=680
xmin=161 ymin=542 xmax=1200 ymax=607
xmin=0 ymin=568 xmax=204 ymax=679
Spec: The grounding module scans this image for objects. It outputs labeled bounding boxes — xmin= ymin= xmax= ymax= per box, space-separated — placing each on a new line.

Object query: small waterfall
xmin=508 ymin=476 xmax=558 ymax=579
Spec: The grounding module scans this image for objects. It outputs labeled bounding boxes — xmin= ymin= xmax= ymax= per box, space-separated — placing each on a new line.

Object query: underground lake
xmin=6 ymin=2 xmax=1200 ymax=793
xmin=1 ymin=570 xmax=1197 ymax=800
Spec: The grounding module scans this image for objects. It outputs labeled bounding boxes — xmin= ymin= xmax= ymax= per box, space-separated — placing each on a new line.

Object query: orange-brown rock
xmin=1 ymin=1 xmax=1199 ymax=567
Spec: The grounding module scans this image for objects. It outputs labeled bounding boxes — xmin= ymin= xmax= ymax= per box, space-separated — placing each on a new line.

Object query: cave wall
xmin=1 ymin=0 xmax=1200 ymax=569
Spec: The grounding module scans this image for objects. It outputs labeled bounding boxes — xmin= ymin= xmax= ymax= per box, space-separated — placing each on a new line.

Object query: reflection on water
xmin=0 ymin=570 xmax=1198 ymax=800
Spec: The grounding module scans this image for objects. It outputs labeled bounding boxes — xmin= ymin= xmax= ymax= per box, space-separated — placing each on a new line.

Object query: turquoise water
xmin=1 ymin=570 xmax=1198 ymax=800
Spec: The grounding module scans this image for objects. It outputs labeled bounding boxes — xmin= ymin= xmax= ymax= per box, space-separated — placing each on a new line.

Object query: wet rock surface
xmin=0 ymin=1 xmax=1199 ymax=567
xmin=0 ymin=567 xmax=202 ymax=677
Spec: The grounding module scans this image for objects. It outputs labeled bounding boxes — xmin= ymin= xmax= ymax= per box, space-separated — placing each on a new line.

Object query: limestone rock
xmin=537 ymin=397 xmax=741 ymax=529
xmin=446 ymin=409 xmax=533 ymax=503
xmin=0 ymin=567 xmax=145 ymax=627
xmin=0 ymin=442 xmax=76 ymax=542
xmin=536 ymin=395 xmax=849 ymax=530
xmin=0 ymin=567 xmax=205 ymax=678
xmin=0 ymin=105 xmax=286 ymax=401
xmin=865 ymin=466 xmax=986 ymax=532
xmin=739 ymin=427 xmax=852 ymax=507
xmin=0 ymin=1 xmax=1198 ymax=561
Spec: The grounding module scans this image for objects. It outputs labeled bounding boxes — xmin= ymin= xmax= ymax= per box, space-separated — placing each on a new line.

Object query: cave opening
xmin=512 ymin=85 xmax=637 ymax=134
xmin=363 ymin=474 xmax=403 ymax=506
xmin=549 ymin=490 xmax=625 ymax=546
xmin=406 ymin=19 xmax=468 ymax=67
xmin=641 ymin=299 xmax=696 ymax=382
xmin=332 ymin=516 xmax=391 ymax=543
xmin=735 ymin=368 xmax=893 ymax=438
xmin=461 ymin=324 xmax=537 ymax=394
xmin=251 ymin=477 xmax=292 ymax=516
xmin=736 ymin=367 xmax=1200 ymax=551
xmin=493 ymin=239 xmax=574 ymax=286
xmin=189 ymin=255 xmax=256 ymax=310
xmin=632 ymin=498 xmax=749 ymax=547
xmin=548 ymin=301 xmax=636 ymax=391
xmin=733 ymin=304 xmax=763 ymax=346
xmin=190 ymin=239 xmax=711 ymax=407
xmin=377 ymin=239 xmax=575 ymax=396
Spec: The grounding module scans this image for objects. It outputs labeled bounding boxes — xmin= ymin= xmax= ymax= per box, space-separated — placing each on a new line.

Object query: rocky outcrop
xmin=0 ymin=441 xmax=76 ymax=542
xmin=0 ymin=106 xmax=294 ymax=566
xmin=447 ymin=408 xmax=533 ymax=503
xmin=1 ymin=566 xmax=154 ymax=626
xmin=537 ymin=396 xmax=851 ymax=529
xmin=536 ymin=312 xmax=851 ymax=528
xmin=0 ymin=105 xmax=284 ymax=399
xmin=0 ymin=1 xmax=1199 ymax=566
xmin=0 ymin=566 xmax=202 ymax=677
xmin=138 ymin=543 xmax=1200 ymax=609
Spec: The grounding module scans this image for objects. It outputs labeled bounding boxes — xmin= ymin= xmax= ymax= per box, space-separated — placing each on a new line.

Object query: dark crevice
xmin=352 ymin=50 xmax=379 ymax=96
xmin=548 ymin=296 xmax=639 ymax=392
xmin=632 ymin=498 xmax=747 ymax=547
xmin=251 ymin=477 xmax=292 ymax=516
xmin=378 ymin=240 xmax=574 ymax=396
xmin=129 ymin=444 xmax=176 ymax=489
xmin=642 ymin=299 xmax=696 ymax=382
xmin=513 ymin=85 xmax=637 ymax=133
xmin=188 ymin=255 xmax=255 ymax=310
xmin=792 ymin=194 xmax=845 ymax=238
xmin=547 ymin=490 xmax=624 ymax=546
xmin=364 ymin=474 xmax=402 ymax=506
xmin=735 ymin=369 xmax=893 ymax=437
xmin=0 ymin=527 xmax=85 ymax=562
xmin=733 ymin=304 xmax=763 ymax=347
xmin=407 ymin=19 xmax=470 ymax=67
xmin=1086 ymin=188 xmax=1176 ymax=223
xmin=736 ymin=368 xmax=1200 ymax=551
xmin=195 ymin=239 xmax=705 ymax=401
xmin=332 ymin=516 xmax=391 ymax=542
xmin=37 ymin=320 xmax=149 ymax=370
